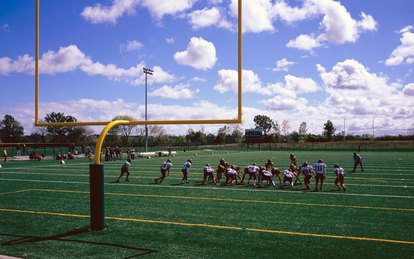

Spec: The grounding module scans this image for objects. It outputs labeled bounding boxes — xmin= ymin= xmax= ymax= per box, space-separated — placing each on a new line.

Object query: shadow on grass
xmin=1 ymin=228 xmax=158 ymax=258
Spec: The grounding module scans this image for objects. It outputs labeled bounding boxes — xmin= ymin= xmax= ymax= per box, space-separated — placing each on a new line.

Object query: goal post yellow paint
xmin=34 ymin=0 xmax=243 ymax=128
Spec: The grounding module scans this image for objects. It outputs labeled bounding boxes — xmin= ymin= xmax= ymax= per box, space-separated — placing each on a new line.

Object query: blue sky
xmin=1 ymin=0 xmax=413 ymax=136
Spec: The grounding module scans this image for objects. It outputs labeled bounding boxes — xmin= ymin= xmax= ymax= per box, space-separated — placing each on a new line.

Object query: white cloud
xmin=81 ymin=0 xmax=140 ymax=24
xmin=174 ymin=37 xmax=217 ymax=70
xmin=187 ymin=7 xmax=220 ymax=30
xmin=272 ymin=0 xmax=319 ymax=24
xmin=263 ymin=96 xmax=306 ymax=111
xmin=403 ymin=83 xmax=414 ymax=96
xmin=286 ymin=34 xmax=323 ymax=52
xmin=166 ymin=37 xmax=175 ymax=44
xmin=284 ymin=74 xmax=319 ymax=93
xmin=385 ymin=26 xmax=414 ymax=66
xmin=273 ymin=58 xmax=296 ymax=72
xmin=120 ymin=40 xmax=143 ymax=53
xmin=356 ymin=12 xmax=377 ymax=32
xmin=214 ymin=69 xmax=266 ymax=94
xmin=148 ymin=84 xmax=199 ymax=99
xmin=141 ymin=0 xmax=195 ymax=19
xmin=0 ymin=45 xmax=175 ymax=86
xmin=318 ymin=59 xmax=395 ymax=96
xmin=229 ymin=0 xmax=274 ymax=33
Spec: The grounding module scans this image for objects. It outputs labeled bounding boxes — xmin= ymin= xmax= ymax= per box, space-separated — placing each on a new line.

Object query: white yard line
xmin=1 ymin=177 xmax=413 ymax=199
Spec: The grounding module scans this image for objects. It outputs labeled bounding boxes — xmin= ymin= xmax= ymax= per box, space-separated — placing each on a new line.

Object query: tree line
xmin=0 ymin=113 xmax=413 ymax=146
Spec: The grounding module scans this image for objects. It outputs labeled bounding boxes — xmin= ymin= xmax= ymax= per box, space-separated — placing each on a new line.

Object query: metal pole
xmin=145 ymin=71 xmax=148 ymax=152
xmin=143 ymin=67 xmax=153 ymax=152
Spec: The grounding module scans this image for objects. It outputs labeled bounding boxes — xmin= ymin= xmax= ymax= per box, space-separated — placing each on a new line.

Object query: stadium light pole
xmin=143 ymin=67 xmax=154 ymax=152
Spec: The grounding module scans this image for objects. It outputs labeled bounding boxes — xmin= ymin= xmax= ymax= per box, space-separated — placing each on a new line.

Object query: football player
xmin=259 ymin=167 xmax=276 ymax=187
xmin=241 ymin=163 xmax=259 ymax=186
xmin=313 ymin=159 xmax=327 ymax=191
xmin=352 ymin=152 xmax=364 ymax=173
xmin=181 ymin=159 xmax=192 ymax=184
xmin=225 ymin=165 xmax=238 ymax=185
xmin=202 ymin=164 xmax=216 ymax=185
xmin=299 ymin=161 xmax=315 ymax=190
xmin=115 ymin=158 xmax=131 ymax=183
xmin=216 ymin=158 xmax=229 ymax=183
xmin=281 ymin=165 xmax=295 ymax=189
xmin=155 ymin=159 xmax=172 ymax=184
xmin=290 ymin=153 xmax=302 ymax=185
xmin=334 ymin=164 xmax=346 ymax=191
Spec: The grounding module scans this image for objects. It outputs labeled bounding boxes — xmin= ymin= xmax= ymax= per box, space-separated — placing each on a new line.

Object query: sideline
xmin=1 ymin=208 xmax=413 ymax=245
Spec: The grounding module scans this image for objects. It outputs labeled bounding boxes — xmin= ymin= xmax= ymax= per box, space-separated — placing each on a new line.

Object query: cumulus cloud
xmin=286 ymin=34 xmax=323 ymax=52
xmin=385 ymin=25 xmax=414 ymax=66
xmin=120 ymin=40 xmax=143 ymax=53
xmin=214 ymin=69 xmax=319 ymax=98
xmin=1 ymin=23 xmax=9 ymax=32
xmin=213 ymin=69 xmax=265 ymax=94
xmin=273 ymin=58 xmax=296 ymax=72
xmin=0 ymin=45 xmax=175 ymax=86
xmin=318 ymin=59 xmax=395 ymax=96
xmin=229 ymin=0 xmax=274 ymax=33
xmin=141 ymin=0 xmax=195 ymax=19
xmin=148 ymin=84 xmax=199 ymax=99
xmin=403 ymin=83 xmax=414 ymax=96
xmin=81 ymin=0 xmax=140 ymax=24
xmin=316 ymin=59 xmax=414 ymax=121
xmin=81 ymin=0 xmax=195 ymax=23
xmin=187 ymin=7 xmax=231 ymax=30
xmin=263 ymin=96 xmax=307 ymax=111
xmin=174 ymin=37 xmax=217 ymax=70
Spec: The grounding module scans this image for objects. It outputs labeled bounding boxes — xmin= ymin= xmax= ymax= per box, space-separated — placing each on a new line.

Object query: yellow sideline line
xmin=10 ymin=189 xmax=414 ymax=212
xmin=0 ymin=189 xmax=33 ymax=195
xmin=1 ymin=208 xmax=413 ymax=245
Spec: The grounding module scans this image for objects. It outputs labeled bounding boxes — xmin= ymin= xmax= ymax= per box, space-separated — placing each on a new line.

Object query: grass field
xmin=1 ymin=150 xmax=413 ymax=258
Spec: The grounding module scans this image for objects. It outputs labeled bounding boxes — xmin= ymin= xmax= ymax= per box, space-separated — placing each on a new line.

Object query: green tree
xmin=253 ymin=115 xmax=273 ymax=135
xmin=298 ymin=121 xmax=307 ymax=141
xmin=0 ymin=114 xmax=24 ymax=142
xmin=108 ymin=115 xmax=137 ymax=146
xmin=44 ymin=112 xmax=85 ymax=142
xmin=322 ymin=120 xmax=336 ymax=141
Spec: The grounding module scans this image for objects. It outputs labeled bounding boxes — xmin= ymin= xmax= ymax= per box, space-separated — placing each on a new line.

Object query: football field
xmin=1 ymin=150 xmax=413 ymax=258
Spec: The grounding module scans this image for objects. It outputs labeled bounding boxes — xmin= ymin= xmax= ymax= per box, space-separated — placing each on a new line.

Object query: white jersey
xmin=204 ymin=165 xmax=214 ymax=174
xmin=283 ymin=170 xmax=294 ymax=178
xmin=262 ymin=170 xmax=272 ymax=178
xmin=161 ymin=161 xmax=172 ymax=171
xmin=227 ymin=168 xmax=237 ymax=176
xmin=130 ymin=149 xmax=135 ymax=155
xmin=300 ymin=165 xmax=313 ymax=176
xmin=248 ymin=165 xmax=259 ymax=174
xmin=314 ymin=162 xmax=326 ymax=176
xmin=334 ymin=167 xmax=345 ymax=176
xmin=122 ymin=161 xmax=130 ymax=169
xmin=182 ymin=162 xmax=192 ymax=172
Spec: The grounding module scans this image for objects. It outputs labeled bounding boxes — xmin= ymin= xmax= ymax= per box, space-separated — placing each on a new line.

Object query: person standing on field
xmin=155 ymin=159 xmax=173 ymax=184
xmin=3 ymin=148 xmax=7 ymax=162
xmin=313 ymin=159 xmax=327 ymax=192
xmin=181 ymin=159 xmax=192 ymax=184
xmin=333 ymin=164 xmax=346 ymax=191
xmin=115 ymin=158 xmax=131 ymax=183
xmin=352 ymin=152 xmax=364 ymax=173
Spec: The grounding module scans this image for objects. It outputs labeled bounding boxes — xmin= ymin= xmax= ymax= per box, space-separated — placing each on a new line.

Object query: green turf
xmin=0 ymin=150 xmax=413 ymax=258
